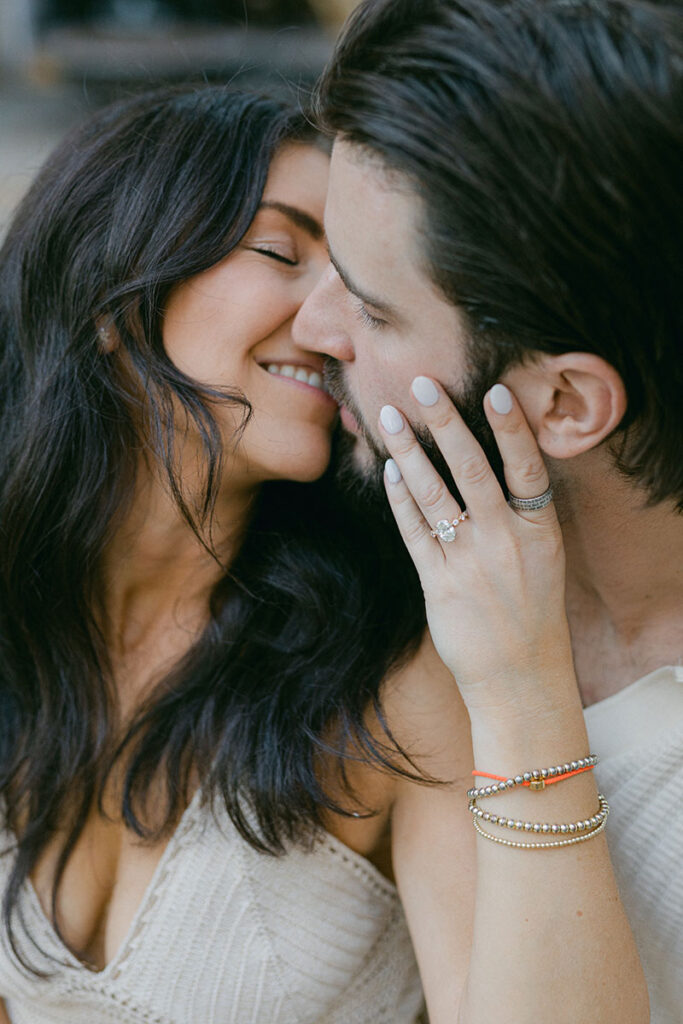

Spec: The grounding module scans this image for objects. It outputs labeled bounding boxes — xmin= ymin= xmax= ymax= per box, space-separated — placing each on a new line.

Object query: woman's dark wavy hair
xmin=316 ymin=0 xmax=683 ymax=508
xmin=0 ymin=85 xmax=425 ymax=967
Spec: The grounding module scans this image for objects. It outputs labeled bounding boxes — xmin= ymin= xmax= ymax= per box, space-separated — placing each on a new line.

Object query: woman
xmin=0 ymin=85 xmax=430 ymax=1023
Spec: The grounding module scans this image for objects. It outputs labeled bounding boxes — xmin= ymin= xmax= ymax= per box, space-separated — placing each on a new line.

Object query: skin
xmin=291 ymin=139 xmax=657 ymax=1023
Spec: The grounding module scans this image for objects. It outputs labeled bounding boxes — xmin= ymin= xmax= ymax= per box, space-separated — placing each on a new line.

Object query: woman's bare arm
xmin=380 ymin=381 xmax=648 ymax=1024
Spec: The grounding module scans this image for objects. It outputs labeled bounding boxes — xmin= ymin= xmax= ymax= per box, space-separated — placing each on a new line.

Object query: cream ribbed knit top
xmin=0 ymin=794 xmax=424 ymax=1023
xmin=585 ymin=664 xmax=683 ymax=1024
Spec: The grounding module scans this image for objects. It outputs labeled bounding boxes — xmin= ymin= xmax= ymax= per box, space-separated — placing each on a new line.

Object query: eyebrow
xmin=326 ymin=244 xmax=397 ymax=318
xmin=259 ymin=201 xmax=324 ymax=240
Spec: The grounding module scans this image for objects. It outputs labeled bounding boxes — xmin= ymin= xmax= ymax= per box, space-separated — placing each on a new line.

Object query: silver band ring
xmin=508 ymin=485 xmax=553 ymax=511
xmin=430 ymin=510 xmax=469 ymax=543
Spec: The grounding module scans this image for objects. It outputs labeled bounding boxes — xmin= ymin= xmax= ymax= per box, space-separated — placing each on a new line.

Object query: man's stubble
xmin=324 ymin=354 xmax=506 ymax=513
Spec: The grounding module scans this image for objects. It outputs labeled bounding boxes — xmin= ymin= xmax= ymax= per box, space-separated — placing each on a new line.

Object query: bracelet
xmin=468 ymin=754 xmax=598 ymax=799
xmin=468 ymin=792 xmax=609 ymax=835
xmin=472 ymin=808 xmax=609 ymax=850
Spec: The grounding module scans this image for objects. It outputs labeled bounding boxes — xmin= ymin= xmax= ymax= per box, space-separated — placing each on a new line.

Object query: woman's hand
xmin=379 ymin=378 xmax=573 ymax=713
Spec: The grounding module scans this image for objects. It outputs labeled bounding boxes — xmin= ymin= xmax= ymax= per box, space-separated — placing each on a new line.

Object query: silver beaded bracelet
xmin=468 ymin=792 xmax=609 ymax=837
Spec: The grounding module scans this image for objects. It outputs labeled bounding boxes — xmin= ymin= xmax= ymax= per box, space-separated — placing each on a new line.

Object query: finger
xmin=378 ymin=404 xmax=465 ymax=543
xmin=382 ymin=457 xmax=447 ymax=570
xmin=484 ymin=383 xmax=557 ymax=524
xmin=409 ymin=376 xmax=507 ymax=521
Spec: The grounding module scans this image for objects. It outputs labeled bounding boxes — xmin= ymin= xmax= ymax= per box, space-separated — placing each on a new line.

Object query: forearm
xmin=458 ymin=680 xmax=648 ymax=1024
xmin=0 ymin=998 xmax=11 ymax=1024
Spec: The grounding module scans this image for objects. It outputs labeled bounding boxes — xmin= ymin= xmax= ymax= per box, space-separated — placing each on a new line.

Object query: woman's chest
xmin=29 ymin=753 xmax=398 ymax=973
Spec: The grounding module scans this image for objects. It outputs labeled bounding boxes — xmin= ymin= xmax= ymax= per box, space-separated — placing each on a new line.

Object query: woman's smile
xmin=261 ymin=360 xmax=337 ymax=405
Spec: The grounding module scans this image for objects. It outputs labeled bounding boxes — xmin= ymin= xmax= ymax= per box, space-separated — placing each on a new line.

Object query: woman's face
xmin=163 ymin=142 xmax=334 ymax=487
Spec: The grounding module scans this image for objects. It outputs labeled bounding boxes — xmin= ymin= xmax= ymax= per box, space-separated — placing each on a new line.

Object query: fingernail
xmin=489 ymin=383 xmax=513 ymax=415
xmin=380 ymin=405 xmax=404 ymax=434
xmin=385 ymin=458 xmax=402 ymax=484
xmin=411 ymin=376 xmax=439 ymax=407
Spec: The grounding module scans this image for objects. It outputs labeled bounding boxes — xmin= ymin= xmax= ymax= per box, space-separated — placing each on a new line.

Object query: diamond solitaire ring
xmin=430 ymin=510 xmax=469 ymax=542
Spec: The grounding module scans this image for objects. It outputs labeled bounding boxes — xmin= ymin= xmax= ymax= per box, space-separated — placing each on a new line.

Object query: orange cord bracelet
xmin=472 ymin=763 xmax=595 ymax=790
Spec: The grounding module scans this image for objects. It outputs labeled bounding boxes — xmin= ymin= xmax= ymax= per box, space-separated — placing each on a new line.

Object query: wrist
xmin=466 ymin=674 xmax=588 ymax=771
xmin=466 ymin=696 xmax=589 ymax=774
xmin=463 ymin=664 xmax=583 ymax=722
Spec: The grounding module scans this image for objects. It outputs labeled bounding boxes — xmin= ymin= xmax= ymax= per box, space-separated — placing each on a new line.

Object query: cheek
xmin=209 ymin=286 xmax=286 ymax=346
xmin=166 ymin=284 xmax=296 ymax=381
xmin=354 ymin=343 xmax=427 ymax=413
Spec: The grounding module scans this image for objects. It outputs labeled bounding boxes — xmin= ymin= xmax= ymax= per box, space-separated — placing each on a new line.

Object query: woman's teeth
xmin=266 ymin=363 xmax=326 ymax=392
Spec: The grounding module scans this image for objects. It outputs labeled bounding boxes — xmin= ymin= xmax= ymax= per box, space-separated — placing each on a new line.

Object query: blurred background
xmin=0 ymin=0 xmax=360 ymax=236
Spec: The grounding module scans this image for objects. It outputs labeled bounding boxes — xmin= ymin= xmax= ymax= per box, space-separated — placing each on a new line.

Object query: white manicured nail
xmin=380 ymin=405 xmax=404 ymax=434
xmin=411 ymin=376 xmax=439 ymax=406
xmin=385 ymin=458 xmax=402 ymax=484
xmin=490 ymin=383 xmax=513 ymax=414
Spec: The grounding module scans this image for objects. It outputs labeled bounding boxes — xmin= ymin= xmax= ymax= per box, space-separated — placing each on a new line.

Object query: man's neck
xmin=551 ymin=452 xmax=683 ymax=707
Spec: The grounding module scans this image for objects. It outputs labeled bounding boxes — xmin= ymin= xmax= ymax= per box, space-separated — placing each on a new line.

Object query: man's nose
xmin=293 ymin=264 xmax=355 ymax=362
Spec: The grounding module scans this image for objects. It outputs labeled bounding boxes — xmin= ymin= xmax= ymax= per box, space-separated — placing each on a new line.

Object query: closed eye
xmin=353 ymin=299 xmax=386 ymax=331
xmin=250 ymin=247 xmax=298 ymax=267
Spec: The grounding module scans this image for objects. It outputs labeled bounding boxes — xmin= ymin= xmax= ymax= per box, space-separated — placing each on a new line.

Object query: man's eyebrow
xmin=259 ymin=201 xmax=324 ymax=240
xmin=326 ymin=245 xmax=397 ymax=318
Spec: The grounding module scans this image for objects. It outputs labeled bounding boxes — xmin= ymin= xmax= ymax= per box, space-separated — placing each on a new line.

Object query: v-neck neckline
xmin=20 ymin=784 xmax=204 ymax=979
xmin=8 ymin=785 xmax=402 ymax=982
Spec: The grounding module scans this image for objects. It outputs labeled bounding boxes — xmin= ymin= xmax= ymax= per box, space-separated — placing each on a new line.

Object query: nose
xmin=293 ymin=263 xmax=355 ymax=363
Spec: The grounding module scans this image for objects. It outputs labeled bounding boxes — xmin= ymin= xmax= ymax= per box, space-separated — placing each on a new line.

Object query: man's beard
xmin=323 ymin=355 xmax=506 ymax=511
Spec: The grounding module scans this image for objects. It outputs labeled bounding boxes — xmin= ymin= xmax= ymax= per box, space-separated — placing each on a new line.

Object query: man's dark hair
xmin=316 ymin=0 xmax=683 ymax=507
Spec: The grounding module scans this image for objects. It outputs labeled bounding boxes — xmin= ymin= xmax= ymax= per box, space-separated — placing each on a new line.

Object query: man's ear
xmin=502 ymin=352 xmax=627 ymax=459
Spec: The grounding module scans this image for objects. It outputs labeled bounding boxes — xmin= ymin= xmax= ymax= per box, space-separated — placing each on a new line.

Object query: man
xmin=293 ymin=1 xmax=682 ymax=1021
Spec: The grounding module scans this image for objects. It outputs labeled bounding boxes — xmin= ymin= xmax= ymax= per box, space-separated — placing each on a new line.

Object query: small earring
xmin=96 ymin=318 xmax=116 ymax=353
